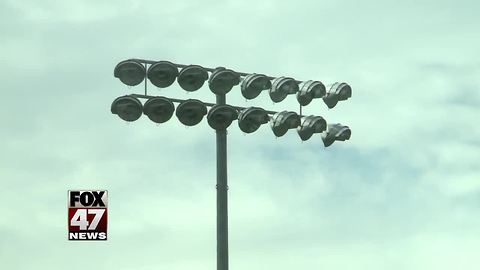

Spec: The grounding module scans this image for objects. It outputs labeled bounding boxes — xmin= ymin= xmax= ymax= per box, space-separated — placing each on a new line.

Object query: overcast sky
xmin=1 ymin=0 xmax=479 ymax=269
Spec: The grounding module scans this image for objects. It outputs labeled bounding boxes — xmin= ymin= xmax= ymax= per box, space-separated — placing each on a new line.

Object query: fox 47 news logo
xmin=68 ymin=190 xmax=107 ymax=241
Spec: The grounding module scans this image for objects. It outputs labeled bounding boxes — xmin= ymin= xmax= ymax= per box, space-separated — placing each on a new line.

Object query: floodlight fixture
xmin=321 ymin=123 xmax=351 ymax=147
xmin=238 ymin=107 xmax=269 ymax=133
xmin=177 ymin=65 xmax=209 ymax=92
xmin=323 ymin=82 xmax=352 ymax=108
xmin=296 ymin=80 xmax=326 ymax=106
xmin=207 ymin=105 xmax=238 ymax=130
xmin=111 ymin=58 xmax=353 ymax=270
xmin=176 ymin=99 xmax=208 ymax=126
xmin=269 ymin=77 xmax=299 ymax=103
xmin=114 ymin=60 xmax=146 ymax=86
xmin=147 ymin=61 xmax=178 ymax=88
xmin=297 ymin=115 xmax=327 ymax=141
xmin=111 ymin=95 xmax=143 ymax=122
xmin=209 ymin=67 xmax=241 ymax=95
xmin=270 ymin=111 xmax=301 ymax=137
xmin=241 ymin=74 xmax=272 ymax=99
xmin=143 ymin=97 xmax=175 ymax=123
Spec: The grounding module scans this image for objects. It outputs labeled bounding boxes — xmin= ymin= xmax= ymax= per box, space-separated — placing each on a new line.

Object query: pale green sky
xmin=1 ymin=0 xmax=479 ymax=269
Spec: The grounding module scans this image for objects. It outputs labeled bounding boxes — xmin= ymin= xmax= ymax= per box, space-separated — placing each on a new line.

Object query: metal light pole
xmin=111 ymin=58 xmax=352 ymax=270
xmin=216 ymin=93 xmax=229 ymax=270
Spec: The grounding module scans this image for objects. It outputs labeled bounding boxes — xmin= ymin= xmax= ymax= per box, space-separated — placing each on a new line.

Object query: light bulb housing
xmin=241 ymin=74 xmax=272 ymax=99
xmin=321 ymin=123 xmax=351 ymax=147
xmin=178 ymin=65 xmax=209 ymax=92
xmin=207 ymin=105 xmax=238 ymax=130
xmin=323 ymin=82 xmax=352 ymax=108
xmin=238 ymin=107 xmax=269 ymax=133
xmin=143 ymin=97 xmax=175 ymax=123
xmin=297 ymin=115 xmax=327 ymax=141
xmin=269 ymin=77 xmax=299 ymax=103
xmin=147 ymin=61 xmax=178 ymax=88
xmin=208 ymin=67 xmax=240 ymax=95
xmin=111 ymin=95 xmax=143 ymax=122
xmin=270 ymin=111 xmax=301 ymax=137
xmin=175 ymin=99 xmax=208 ymax=126
xmin=114 ymin=60 xmax=145 ymax=86
xmin=296 ymin=80 xmax=326 ymax=106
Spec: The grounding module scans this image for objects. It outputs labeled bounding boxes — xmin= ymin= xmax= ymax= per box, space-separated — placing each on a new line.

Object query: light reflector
xmin=207 ymin=105 xmax=238 ymax=130
xmin=114 ymin=60 xmax=145 ymax=86
xmin=111 ymin=96 xmax=143 ymax=122
xmin=143 ymin=97 xmax=175 ymax=123
xmin=178 ymin=65 xmax=209 ymax=92
xmin=323 ymin=82 xmax=352 ymax=108
xmin=238 ymin=107 xmax=269 ymax=133
xmin=176 ymin=99 xmax=208 ymax=126
xmin=241 ymin=74 xmax=272 ymax=99
xmin=297 ymin=115 xmax=327 ymax=141
xmin=321 ymin=123 xmax=351 ymax=147
xmin=269 ymin=77 xmax=299 ymax=103
xmin=296 ymin=80 xmax=326 ymax=106
xmin=147 ymin=61 xmax=178 ymax=88
xmin=209 ymin=67 xmax=240 ymax=95
xmin=270 ymin=111 xmax=301 ymax=137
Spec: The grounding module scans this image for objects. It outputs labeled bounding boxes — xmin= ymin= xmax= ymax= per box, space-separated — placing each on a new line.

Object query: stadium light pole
xmin=112 ymin=58 xmax=352 ymax=270
xmin=215 ymin=92 xmax=229 ymax=270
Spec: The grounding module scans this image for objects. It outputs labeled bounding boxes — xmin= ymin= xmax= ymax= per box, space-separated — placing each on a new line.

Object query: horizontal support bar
xmin=130 ymin=58 xmax=304 ymax=84
xmin=131 ymin=93 xmax=297 ymax=116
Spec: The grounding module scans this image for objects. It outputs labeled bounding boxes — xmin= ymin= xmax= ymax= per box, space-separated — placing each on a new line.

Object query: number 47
xmin=71 ymin=209 xmax=105 ymax=230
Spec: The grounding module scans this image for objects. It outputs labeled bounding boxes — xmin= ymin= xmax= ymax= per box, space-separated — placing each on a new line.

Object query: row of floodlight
xmin=111 ymin=95 xmax=351 ymax=146
xmin=114 ymin=60 xmax=352 ymax=108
